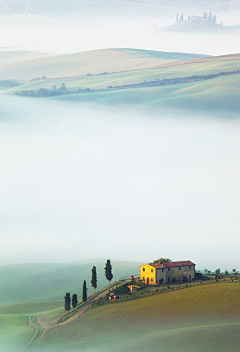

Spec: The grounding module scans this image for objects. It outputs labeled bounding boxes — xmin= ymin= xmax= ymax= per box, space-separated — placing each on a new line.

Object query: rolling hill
xmin=0 ymin=260 xmax=142 ymax=306
xmin=1 ymin=283 xmax=238 ymax=352
xmin=0 ymin=48 xmax=207 ymax=80
xmin=1 ymin=48 xmax=240 ymax=115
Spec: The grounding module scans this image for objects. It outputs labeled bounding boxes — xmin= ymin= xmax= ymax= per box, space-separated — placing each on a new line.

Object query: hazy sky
xmin=0 ymin=0 xmax=240 ymax=55
xmin=0 ymin=96 xmax=239 ymax=269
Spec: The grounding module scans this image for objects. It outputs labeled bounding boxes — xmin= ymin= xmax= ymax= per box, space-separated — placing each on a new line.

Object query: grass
xmin=5 ymin=56 xmax=240 ymax=93
xmin=50 ymin=73 xmax=240 ymax=117
xmin=0 ymin=314 xmax=32 ymax=352
xmin=2 ymin=50 xmax=240 ymax=115
xmin=0 ymin=301 xmax=63 ymax=315
xmin=0 ymin=260 xmax=142 ymax=305
xmin=0 ymin=48 xmax=204 ymax=81
xmin=36 ymin=283 xmax=240 ymax=352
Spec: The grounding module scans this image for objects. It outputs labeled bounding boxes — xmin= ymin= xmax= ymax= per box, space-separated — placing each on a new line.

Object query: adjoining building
xmin=140 ymin=261 xmax=195 ymax=285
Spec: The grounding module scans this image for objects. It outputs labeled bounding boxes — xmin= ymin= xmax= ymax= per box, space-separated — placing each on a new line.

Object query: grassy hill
xmin=0 ymin=260 xmax=142 ymax=306
xmin=33 ymin=283 xmax=240 ymax=352
xmin=0 ymin=48 xmax=206 ymax=80
xmin=1 ymin=282 xmax=239 ymax=351
xmin=2 ymin=49 xmax=240 ymax=115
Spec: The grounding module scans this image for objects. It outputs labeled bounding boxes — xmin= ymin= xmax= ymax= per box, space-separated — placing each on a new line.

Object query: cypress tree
xmin=82 ymin=280 xmax=87 ymax=302
xmin=105 ymin=259 xmax=113 ymax=290
xmin=91 ymin=266 xmax=97 ymax=294
xmin=72 ymin=294 xmax=78 ymax=308
xmin=64 ymin=292 xmax=71 ymax=311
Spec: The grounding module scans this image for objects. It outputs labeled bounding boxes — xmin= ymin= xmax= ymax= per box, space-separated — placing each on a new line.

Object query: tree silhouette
xmin=91 ymin=266 xmax=97 ymax=294
xmin=105 ymin=259 xmax=113 ymax=290
xmin=64 ymin=292 xmax=71 ymax=311
xmin=59 ymin=83 xmax=67 ymax=93
xmin=72 ymin=294 xmax=78 ymax=308
xmin=82 ymin=280 xmax=87 ymax=302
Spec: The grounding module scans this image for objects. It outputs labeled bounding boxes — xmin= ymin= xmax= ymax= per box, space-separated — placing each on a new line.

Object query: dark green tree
xmin=91 ymin=266 xmax=97 ymax=294
xmin=153 ymin=258 xmax=172 ymax=264
xmin=64 ymin=292 xmax=71 ymax=311
xmin=72 ymin=293 xmax=78 ymax=308
xmin=82 ymin=280 xmax=87 ymax=302
xmin=105 ymin=259 xmax=113 ymax=289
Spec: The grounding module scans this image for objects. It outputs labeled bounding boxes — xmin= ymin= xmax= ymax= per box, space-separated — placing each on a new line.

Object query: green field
xmin=35 ymin=283 xmax=240 ymax=352
xmin=1 ymin=279 xmax=239 ymax=352
xmin=0 ymin=260 xmax=141 ymax=351
xmin=0 ymin=48 xmax=206 ymax=81
xmin=2 ymin=49 xmax=239 ymax=115
xmin=0 ymin=260 xmax=142 ymax=306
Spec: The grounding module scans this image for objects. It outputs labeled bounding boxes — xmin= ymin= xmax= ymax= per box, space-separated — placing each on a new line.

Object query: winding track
xmin=23 ymin=279 xmax=130 ymax=351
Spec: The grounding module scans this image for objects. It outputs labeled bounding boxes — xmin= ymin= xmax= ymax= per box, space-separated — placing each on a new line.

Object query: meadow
xmin=35 ymin=283 xmax=240 ymax=352
xmin=0 ymin=260 xmax=142 ymax=306
xmin=2 ymin=48 xmax=239 ymax=115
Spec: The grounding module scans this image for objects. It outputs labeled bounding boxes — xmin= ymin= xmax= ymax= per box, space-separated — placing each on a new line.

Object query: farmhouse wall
xmin=165 ymin=265 xmax=195 ymax=283
xmin=156 ymin=268 xmax=167 ymax=284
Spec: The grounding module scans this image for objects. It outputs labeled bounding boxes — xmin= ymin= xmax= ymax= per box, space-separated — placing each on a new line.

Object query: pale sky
xmin=0 ymin=1 xmax=240 ymax=55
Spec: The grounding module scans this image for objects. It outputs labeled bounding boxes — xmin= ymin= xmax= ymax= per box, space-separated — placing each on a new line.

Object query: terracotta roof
xmin=148 ymin=263 xmax=166 ymax=268
xmin=164 ymin=261 xmax=195 ymax=267
xmin=141 ymin=260 xmax=195 ymax=269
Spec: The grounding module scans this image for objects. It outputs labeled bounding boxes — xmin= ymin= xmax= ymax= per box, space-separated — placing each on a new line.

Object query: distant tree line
xmin=64 ymin=259 xmax=113 ymax=310
xmin=16 ymin=69 xmax=240 ymax=98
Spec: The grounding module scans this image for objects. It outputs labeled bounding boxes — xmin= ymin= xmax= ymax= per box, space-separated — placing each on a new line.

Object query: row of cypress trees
xmin=64 ymin=259 xmax=113 ymax=310
xmin=64 ymin=293 xmax=78 ymax=310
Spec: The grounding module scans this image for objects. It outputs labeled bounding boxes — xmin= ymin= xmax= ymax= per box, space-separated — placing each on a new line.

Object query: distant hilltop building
xmin=157 ymin=11 xmax=240 ymax=33
xmin=140 ymin=260 xmax=195 ymax=285
xmin=176 ymin=12 xmax=221 ymax=26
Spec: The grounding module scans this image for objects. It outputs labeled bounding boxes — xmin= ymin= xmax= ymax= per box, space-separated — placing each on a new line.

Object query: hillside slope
xmin=36 ymin=283 xmax=240 ymax=352
xmin=0 ymin=48 xmax=207 ymax=80
xmin=0 ymin=260 xmax=142 ymax=306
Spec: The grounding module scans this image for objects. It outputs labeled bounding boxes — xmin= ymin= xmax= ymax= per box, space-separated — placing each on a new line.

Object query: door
xmin=147 ymin=277 xmax=149 ymax=284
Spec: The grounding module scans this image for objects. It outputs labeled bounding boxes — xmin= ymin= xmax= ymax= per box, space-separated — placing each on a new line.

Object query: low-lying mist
xmin=0 ymin=95 xmax=239 ymax=269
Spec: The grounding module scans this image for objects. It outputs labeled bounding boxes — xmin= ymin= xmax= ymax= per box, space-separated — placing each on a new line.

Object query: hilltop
xmin=162 ymin=12 xmax=240 ymax=33
xmin=0 ymin=48 xmax=206 ymax=80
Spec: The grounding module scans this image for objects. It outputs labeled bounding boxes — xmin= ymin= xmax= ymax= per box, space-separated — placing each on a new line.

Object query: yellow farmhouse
xmin=140 ymin=260 xmax=196 ymax=285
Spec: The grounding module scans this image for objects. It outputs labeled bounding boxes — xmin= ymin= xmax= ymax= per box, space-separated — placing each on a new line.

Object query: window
xmin=151 ymin=269 xmax=153 ymax=273
xmin=143 ymin=277 xmax=145 ymax=280
xmin=189 ymin=266 xmax=191 ymax=269
xmin=162 ymin=268 xmax=164 ymax=272
xmin=168 ymin=268 xmax=170 ymax=271
xmin=179 ymin=267 xmax=181 ymax=270
xmin=179 ymin=276 xmax=181 ymax=282
xmin=143 ymin=268 xmax=145 ymax=272
xmin=189 ymin=275 xmax=191 ymax=281
xmin=168 ymin=277 xmax=170 ymax=283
